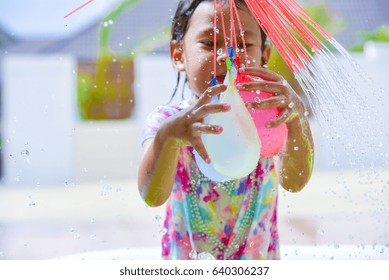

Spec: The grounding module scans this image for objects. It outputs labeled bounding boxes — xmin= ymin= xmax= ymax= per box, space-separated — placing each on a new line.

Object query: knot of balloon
xmin=193 ymin=48 xmax=288 ymax=181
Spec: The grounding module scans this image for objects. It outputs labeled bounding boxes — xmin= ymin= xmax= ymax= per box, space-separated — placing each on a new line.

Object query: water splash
xmin=241 ymin=0 xmax=388 ymax=173
xmin=189 ymin=250 xmax=198 ymax=260
xmin=296 ymin=39 xmax=389 ymax=171
xmin=197 ymin=252 xmax=216 ymax=260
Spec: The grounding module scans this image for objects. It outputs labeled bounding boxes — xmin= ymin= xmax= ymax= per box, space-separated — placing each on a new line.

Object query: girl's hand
xmin=237 ymin=67 xmax=306 ymax=128
xmin=168 ymin=84 xmax=229 ymax=163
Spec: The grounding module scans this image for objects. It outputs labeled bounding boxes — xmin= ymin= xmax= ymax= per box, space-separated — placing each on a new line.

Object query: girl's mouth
xmin=216 ymin=76 xmax=226 ymax=84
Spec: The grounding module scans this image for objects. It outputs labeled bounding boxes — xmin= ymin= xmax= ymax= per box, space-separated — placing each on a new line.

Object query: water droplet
xmin=89 ymin=234 xmax=97 ymax=240
xmin=240 ymin=31 xmax=245 ymax=37
xmin=217 ymin=48 xmax=223 ymax=56
xmin=304 ymin=111 xmax=310 ymax=117
xmin=197 ymin=252 xmax=215 ymax=260
xmin=108 ymin=19 xmax=114 ymax=25
xmin=288 ymin=102 xmax=295 ymax=109
xmin=249 ymin=241 xmax=254 ymax=247
xmin=103 ymin=21 xmax=109 ymax=27
xmin=101 ymin=186 xmax=113 ymax=197
xmin=318 ymin=229 xmax=325 ymax=235
xmin=69 ymin=227 xmax=75 ymax=232
xmin=159 ymin=228 xmax=167 ymax=235
xmin=255 ymin=90 xmax=261 ymax=94
xmin=189 ymin=250 xmax=198 ymax=259
xmin=254 ymin=97 xmax=261 ymax=103
xmin=153 ymin=215 xmax=162 ymax=223
xmin=73 ymin=234 xmax=81 ymax=240
xmin=294 ymin=146 xmax=299 ymax=151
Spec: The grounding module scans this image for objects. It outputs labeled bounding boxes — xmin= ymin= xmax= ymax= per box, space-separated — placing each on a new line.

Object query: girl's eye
xmin=237 ymin=43 xmax=252 ymax=49
xmin=201 ymin=41 xmax=214 ymax=47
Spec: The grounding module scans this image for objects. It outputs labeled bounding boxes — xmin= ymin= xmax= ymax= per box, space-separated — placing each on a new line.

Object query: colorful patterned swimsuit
xmin=141 ymin=103 xmax=280 ymax=260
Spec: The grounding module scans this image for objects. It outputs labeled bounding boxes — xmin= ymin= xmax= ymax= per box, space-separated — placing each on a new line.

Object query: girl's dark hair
xmin=169 ymin=0 xmax=268 ymax=102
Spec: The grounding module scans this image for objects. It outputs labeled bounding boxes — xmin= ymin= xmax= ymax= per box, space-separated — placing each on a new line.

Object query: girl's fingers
xmin=239 ymin=67 xmax=283 ymax=82
xmin=237 ymin=81 xmax=288 ymax=95
xmin=267 ymin=108 xmax=291 ymax=128
xmin=193 ymin=103 xmax=230 ymax=119
xmin=192 ymin=137 xmax=211 ymax=164
xmin=192 ymin=122 xmax=223 ymax=135
xmin=197 ymin=84 xmax=227 ymax=106
xmin=246 ymin=96 xmax=288 ymax=110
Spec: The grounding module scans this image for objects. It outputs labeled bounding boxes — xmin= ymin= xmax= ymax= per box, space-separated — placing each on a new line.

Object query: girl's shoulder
xmin=149 ymin=100 xmax=191 ymax=118
xmin=141 ymin=101 xmax=191 ymax=145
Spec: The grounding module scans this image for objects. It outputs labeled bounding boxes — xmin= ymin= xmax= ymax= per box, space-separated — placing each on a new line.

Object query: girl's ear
xmin=170 ymin=41 xmax=186 ymax=72
xmin=262 ymin=44 xmax=271 ymax=66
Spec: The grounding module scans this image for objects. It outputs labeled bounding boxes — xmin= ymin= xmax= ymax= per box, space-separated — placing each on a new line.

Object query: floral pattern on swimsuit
xmin=141 ymin=103 xmax=280 ymax=260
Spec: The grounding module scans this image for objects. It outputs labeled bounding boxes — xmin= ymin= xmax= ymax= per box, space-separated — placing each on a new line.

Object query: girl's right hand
xmin=166 ymin=84 xmax=229 ymax=164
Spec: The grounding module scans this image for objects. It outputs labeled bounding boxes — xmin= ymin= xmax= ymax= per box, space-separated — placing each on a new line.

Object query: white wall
xmin=1 ymin=55 xmax=78 ymax=185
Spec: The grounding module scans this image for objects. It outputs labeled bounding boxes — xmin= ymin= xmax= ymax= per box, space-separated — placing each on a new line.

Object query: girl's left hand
xmin=236 ymin=67 xmax=306 ymax=128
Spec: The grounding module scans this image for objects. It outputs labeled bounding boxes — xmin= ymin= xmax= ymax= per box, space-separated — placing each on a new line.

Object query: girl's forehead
xmin=187 ymin=2 xmax=261 ymax=37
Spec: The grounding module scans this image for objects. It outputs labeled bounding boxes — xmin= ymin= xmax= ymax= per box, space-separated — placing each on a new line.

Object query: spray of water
xmin=240 ymin=0 xmax=389 ymax=173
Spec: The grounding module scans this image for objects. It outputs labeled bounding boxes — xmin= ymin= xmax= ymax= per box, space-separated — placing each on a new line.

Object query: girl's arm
xmin=138 ymin=123 xmax=182 ymax=207
xmin=138 ymin=84 xmax=229 ymax=207
xmin=275 ymin=114 xmax=314 ymax=192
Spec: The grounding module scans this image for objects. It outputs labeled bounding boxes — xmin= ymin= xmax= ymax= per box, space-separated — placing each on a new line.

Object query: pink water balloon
xmin=236 ymin=72 xmax=288 ymax=158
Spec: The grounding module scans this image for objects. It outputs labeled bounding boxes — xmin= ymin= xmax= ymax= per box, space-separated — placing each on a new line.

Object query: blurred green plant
xmin=349 ymin=25 xmax=389 ymax=53
xmin=77 ymin=0 xmax=170 ymax=120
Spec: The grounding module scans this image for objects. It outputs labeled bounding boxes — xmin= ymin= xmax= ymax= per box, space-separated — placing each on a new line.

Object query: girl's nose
xmin=216 ymin=48 xmax=228 ymax=65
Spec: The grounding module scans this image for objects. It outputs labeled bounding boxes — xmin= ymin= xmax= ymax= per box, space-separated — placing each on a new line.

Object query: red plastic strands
xmin=243 ymin=0 xmax=333 ymax=73
xmin=218 ymin=0 xmax=230 ymax=56
xmin=213 ymin=0 xmax=217 ymax=81
xmin=64 ymin=0 xmax=95 ymax=18
xmin=232 ymin=0 xmax=248 ymax=67
xmin=211 ymin=0 xmax=249 ymax=72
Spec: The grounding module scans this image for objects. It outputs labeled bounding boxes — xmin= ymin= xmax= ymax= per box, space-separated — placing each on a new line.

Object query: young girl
xmin=138 ymin=0 xmax=314 ymax=260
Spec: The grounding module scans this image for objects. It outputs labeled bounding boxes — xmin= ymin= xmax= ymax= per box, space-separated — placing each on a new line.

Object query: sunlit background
xmin=0 ymin=0 xmax=388 ymax=260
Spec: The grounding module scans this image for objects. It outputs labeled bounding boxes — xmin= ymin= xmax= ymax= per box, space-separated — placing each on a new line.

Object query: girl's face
xmin=171 ymin=2 xmax=270 ymax=97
